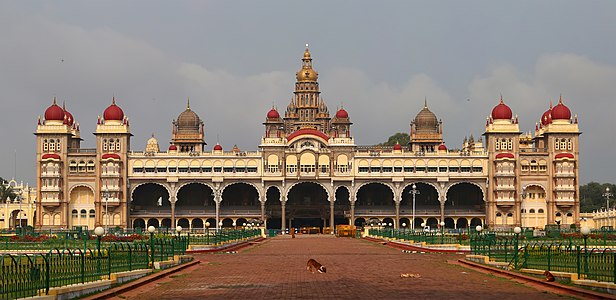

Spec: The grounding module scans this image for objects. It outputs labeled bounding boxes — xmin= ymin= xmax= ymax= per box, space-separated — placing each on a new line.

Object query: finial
xmin=549 ymin=98 xmax=553 ymax=109
xmin=559 ymin=94 xmax=563 ymax=104
xmin=112 ymin=96 xmax=116 ymax=105
xmin=52 ymin=96 xmax=57 ymax=105
xmin=62 ymin=100 xmax=66 ymax=110
xmin=424 ymin=97 xmax=428 ymax=108
xmin=306 ymin=43 xmax=309 ymax=48
xmin=499 ymin=94 xmax=503 ymax=103
xmin=151 ymin=133 xmax=155 ymax=138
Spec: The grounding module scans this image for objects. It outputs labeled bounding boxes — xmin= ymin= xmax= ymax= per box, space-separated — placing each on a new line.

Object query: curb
xmin=82 ymin=260 xmax=201 ymax=300
xmin=458 ymin=258 xmax=616 ymax=300
xmin=363 ymin=236 xmax=470 ymax=253
xmin=186 ymin=237 xmax=266 ymax=253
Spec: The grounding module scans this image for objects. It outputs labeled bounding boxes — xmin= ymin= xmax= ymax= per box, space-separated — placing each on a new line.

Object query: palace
xmin=34 ymin=46 xmax=581 ymax=232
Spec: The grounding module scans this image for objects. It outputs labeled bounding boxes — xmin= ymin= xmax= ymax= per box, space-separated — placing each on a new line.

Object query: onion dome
xmin=177 ymin=99 xmax=201 ymax=131
xmin=296 ymin=45 xmax=318 ymax=82
xmin=267 ymin=107 xmax=280 ymax=119
xmin=393 ymin=143 xmax=402 ymax=151
xmin=438 ymin=144 xmax=447 ymax=151
xmin=103 ymin=97 xmax=124 ymax=121
xmin=491 ymin=97 xmax=513 ymax=120
xmin=555 ymin=153 xmax=574 ymax=159
xmin=44 ymin=98 xmax=65 ymax=121
xmin=551 ymin=97 xmax=571 ymax=120
xmin=335 ymin=108 xmax=349 ymax=119
xmin=63 ymin=110 xmax=74 ymax=126
xmin=168 ymin=144 xmax=177 ymax=151
xmin=495 ymin=152 xmax=515 ymax=159
xmin=213 ymin=143 xmax=223 ymax=151
xmin=413 ymin=100 xmax=439 ymax=133
xmin=541 ymin=109 xmax=552 ymax=125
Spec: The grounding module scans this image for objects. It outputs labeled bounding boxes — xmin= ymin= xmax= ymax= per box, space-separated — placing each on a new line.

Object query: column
xmin=281 ymin=201 xmax=286 ymax=234
xmin=260 ymin=202 xmax=266 ymax=224
xmin=170 ymin=196 xmax=176 ymax=227
xmin=215 ymin=200 xmax=220 ymax=230
xmin=330 ymin=201 xmax=335 ymax=233
xmin=440 ymin=201 xmax=445 ymax=224
xmin=395 ymin=202 xmax=400 ymax=229
xmin=350 ymin=201 xmax=355 ymax=226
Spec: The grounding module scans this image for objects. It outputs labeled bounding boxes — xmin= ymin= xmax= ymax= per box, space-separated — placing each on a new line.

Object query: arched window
xmin=538 ymin=209 xmax=545 ymax=213
xmin=566 ymin=212 xmax=573 ymax=217
xmin=116 ymin=139 xmax=121 ymax=151
xmin=507 ymin=212 xmax=513 ymax=217
xmin=80 ymin=209 xmax=87 ymax=218
xmin=89 ymin=209 xmax=95 ymax=218
xmin=72 ymin=209 xmax=78 ymax=218
xmin=529 ymin=209 xmax=535 ymax=213
xmin=496 ymin=212 xmax=502 ymax=217
xmin=555 ymin=212 xmax=562 ymax=217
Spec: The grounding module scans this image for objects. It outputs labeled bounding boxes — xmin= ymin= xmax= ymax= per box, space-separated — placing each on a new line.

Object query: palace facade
xmin=35 ymin=47 xmax=581 ymax=232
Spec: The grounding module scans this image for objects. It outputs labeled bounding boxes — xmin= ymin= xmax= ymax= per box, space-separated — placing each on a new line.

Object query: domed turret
xmin=438 ymin=143 xmax=447 ymax=151
xmin=213 ymin=143 xmax=223 ymax=151
xmin=177 ymin=100 xmax=201 ymax=131
xmin=103 ymin=97 xmax=124 ymax=121
xmin=551 ymin=97 xmax=571 ymax=120
xmin=413 ymin=100 xmax=439 ymax=133
xmin=44 ymin=97 xmax=64 ymax=121
xmin=296 ymin=44 xmax=318 ymax=82
xmin=145 ymin=134 xmax=160 ymax=153
xmin=393 ymin=143 xmax=402 ymax=151
xmin=168 ymin=144 xmax=177 ymax=151
xmin=335 ymin=108 xmax=349 ymax=119
xmin=491 ymin=97 xmax=513 ymax=120
xmin=267 ymin=107 xmax=280 ymax=119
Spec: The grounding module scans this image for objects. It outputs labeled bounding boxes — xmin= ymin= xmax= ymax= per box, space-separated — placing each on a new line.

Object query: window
xmin=427 ymin=167 xmax=437 ymax=173
xmin=358 ymin=167 xmax=369 ymax=173
xmin=496 ymin=212 xmax=502 ymax=217
xmin=70 ymin=161 xmax=78 ymax=172
xmin=460 ymin=167 xmax=470 ymax=173
xmin=191 ymin=167 xmax=202 ymax=173
xmin=132 ymin=167 xmax=144 ymax=173
xmin=555 ymin=212 xmax=562 ymax=217
xmin=416 ymin=166 xmax=426 ymax=172
xmin=538 ymin=209 xmax=544 ymax=213
xmin=80 ymin=209 xmax=87 ymax=218
xmin=200 ymin=167 xmax=210 ymax=173
xmin=381 ymin=167 xmax=392 ymax=173
xmin=72 ymin=210 xmax=78 ymax=218
xmin=145 ymin=167 xmax=155 ymax=173
xmin=320 ymin=165 xmax=329 ymax=173
xmin=89 ymin=209 xmax=95 ymax=218
xmin=247 ymin=167 xmax=257 ymax=173
xmin=157 ymin=167 xmax=167 ymax=173
xmin=529 ymin=209 xmax=535 ymax=213
xmin=472 ymin=167 xmax=483 ymax=173
xmin=214 ymin=167 xmax=222 ymax=173
xmin=404 ymin=167 xmax=414 ymax=173
xmin=116 ymin=139 xmax=121 ymax=151
xmin=394 ymin=167 xmax=402 ymax=173
xmin=223 ymin=167 xmax=234 ymax=173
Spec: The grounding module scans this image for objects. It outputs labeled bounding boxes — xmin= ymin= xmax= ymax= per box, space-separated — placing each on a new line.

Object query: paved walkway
xmin=111 ymin=235 xmax=564 ymax=299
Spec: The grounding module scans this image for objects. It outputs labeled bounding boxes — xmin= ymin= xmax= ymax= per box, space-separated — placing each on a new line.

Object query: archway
xmin=444 ymin=217 xmax=455 ymax=229
xmin=456 ymin=218 xmax=468 ymax=229
xmin=131 ymin=183 xmax=170 ymax=212
xmin=445 ymin=183 xmax=484 ymax=213
xmin=221 ymin=218 xmax=234 ymax=228
xmin=400 ymin=183 xmax=440 ymax=225
xmin=68 ymin=186 xmax=95 ymax=228
xmin=335 ymin=186 xmax=351 ymax=226
xmin=221 ymin=183 xmax=260 ymax=220
xmin=147 ymin=218 xmax=159 ymax=228
xmin=192 ymin=218 xmax=204 ymax=229
xmin=522 ymin=185 xmax=547 ymax=229
xmin=354 ymin=217 xmax=366 ymax=227
xmin=470 ymin=218 xmax=483 ymax=227
xmin=176 ymin=183 xmax=214 ymax=212
xmin=177 ymin=218 xmax=189 ymax=229
xmin=161 ymin=218 xmax=172 ymax=228
xmin=286 ymin=182 xmax=329 ymax=229
xmin=264 ymin=186 xmax=281 ymax=229
xmin=355 ymin=183 xmax=394 ymax=221
xmin=399 ymin=217 xmax=410 ymax=229
xmin=133 ymin=219 xmax=146 ymax=229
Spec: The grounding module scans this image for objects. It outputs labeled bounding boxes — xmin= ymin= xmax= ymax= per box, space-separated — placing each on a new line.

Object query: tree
xmin=378 ymin=132 xmax=409 ymax=146
xmin=580 ymin=182 xmax=616 ymax=212
xmin=0 ymin=179 xmax=17 ymax=204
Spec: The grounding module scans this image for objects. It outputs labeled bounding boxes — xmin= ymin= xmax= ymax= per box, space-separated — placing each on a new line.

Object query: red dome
xmin=168 ymin=144 xmax=177 ymax=151
xmin=42 ymin=153 xmax=61 ymax=160
xmin=393 ymin=143 xmax=402 ymax=151
xmin=541 ymin=109 xmax=552 ymax=126
xmin=44 ymin=99 xmax=65 ymax=121
xmin=551 ymin=100 xmax=571 ymax=120
xmin=438 ymin=144 xmax=447 ymax=151
xmin=64 ymin=110 xmax=74 ymax=126
xmin=213 ymin=143 xmax=223 ymax=151
xmin=103 ymin=98 xmax=124 ymax=121
xmin=335 ymin=108 xmax=349 ymax=119
xmin=491 ymin=99 xmax=513 ymax=120
xmin=267 ymin=108 xmax=280 ymax=119
xmin=101 ymin=153 xmax=121 ymax=160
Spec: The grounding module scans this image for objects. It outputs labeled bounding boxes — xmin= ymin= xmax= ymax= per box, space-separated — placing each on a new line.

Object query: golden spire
xmin=297 ymin=44 xmax=318 ymax=82
xmin=424 ymin=97 xmax=428 ymax=108
xmin=187 ymin=97 xmax=191 ymax=110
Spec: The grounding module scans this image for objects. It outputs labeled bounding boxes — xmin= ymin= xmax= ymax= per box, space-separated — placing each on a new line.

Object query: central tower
xmin=284 ymin=45 xmax=330 ymax=134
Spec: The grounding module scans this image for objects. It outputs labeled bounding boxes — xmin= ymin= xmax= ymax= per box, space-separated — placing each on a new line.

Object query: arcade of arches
xmin=128 ymin=180 xmax=486 ymax=231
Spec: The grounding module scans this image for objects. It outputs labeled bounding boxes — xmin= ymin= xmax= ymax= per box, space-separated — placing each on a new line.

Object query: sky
xmin=0 ymin=1 xmax=615 ymax=185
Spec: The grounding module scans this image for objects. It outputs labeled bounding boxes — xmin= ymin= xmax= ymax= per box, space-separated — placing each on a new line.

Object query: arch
xmin=470 ymin=218 xmax=482 ymax=227
xmin=353 ymin=182 xmax=394 ymax=201
xmin=354 ymin=217 xmax=366 ymax=227
xmin=68 ymin=184 xmax=95 ymax=197
xmin=177 ymin=218 xmax=190 ymax=228
xmin=130 ymin=182 xmax=171 ymax=201
xmin=221 ymin=218 xmax=234 ymax=228
xmin=131 ymin=183 xmax=171 ymax=209
xmin=192 ymin=218 xmax=204 ymax=229
xmin=445 ymin=181 xmax=485 ymax=201
xmin=300 ymin=152 xmax=316 ymax=165
xmin=177 ymin=182 xmax=215 ymax=207
xmin=147 ymin=218 xmax=159 ymax=228
xmin=133 ymin=219 xmax=145 ymax=229
xmin=444 ymin=217 xmax=455 ymax=229
xmin=176 ymin=181 xmax=215 ymax=195
xmin=286 ymin=155 xmax=298 ymax=166
xmin=221 ymin=181 xmax=262 ymax=201
xmin=456 ymin=218 xmax=468 ymax=229
xmin=286 ymin=181 xmax=331 ymax=201
xmin=336 ymin=154 xmax=348 ymax=166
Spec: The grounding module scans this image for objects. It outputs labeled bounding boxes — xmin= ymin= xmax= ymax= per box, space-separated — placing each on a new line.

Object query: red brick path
xmin=111 ymin=235 xmax=564 ymax=299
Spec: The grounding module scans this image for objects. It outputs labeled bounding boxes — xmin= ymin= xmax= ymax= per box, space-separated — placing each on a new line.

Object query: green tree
xmin=0 ymin=177 xmax=17 ymax=204
xmin=378 ymin=132 xmax=409 ymax=146
xmin=580 ymin=182 xmax=616 ymax=212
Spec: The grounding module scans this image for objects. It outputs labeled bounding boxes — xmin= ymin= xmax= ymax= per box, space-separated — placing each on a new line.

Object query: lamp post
xmin=604 ymin=187 xmax=613 ymax=228
xmin=17 ymin=190 xmax=23 ymax=230
xmin=410 ymin=184 xmax=420 ymax=231
xmin=513 ymin=226 xmax=521 ymax=269
xmin=581 ymin=226 xmax=590 ymax=275
xmin=475 ymin=225 xmax=483 ymax=255
xmin=147 ymin=225 xmax=156 ymax=267
xmin=176 ymin=225 xmax=182 ymax=237
xmin=205 ymin=221 xmax=210 ymax=245
xmin=440 ymin=221 xmax=445 ymax=244
xmin=104 ymin=188 xmax=110 ymax=232
xmin=401 ymin=222 xmax=407 ymax=241
xmin=94 ymin=226 xmax=105 ymax=256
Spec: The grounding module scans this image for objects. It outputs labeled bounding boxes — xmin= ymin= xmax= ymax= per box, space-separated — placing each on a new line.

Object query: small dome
xmin=177 ymin=108 xmax=201 ymax=130
xmin=438 ymin=144 xmax=447 ymax=151
xmin=414 ymin=101 xmax=438 ymax=133
xmin=168 ymin=144 xmax=177 ymax=151
xmin=296 ymin=68 xmax=318 ymax=82
xmin=541 ymin=108 xmax=552 ymax=126
xmin=335 ymin=108 xmax=349 ymax=119
xmin=213 ymin=143 xmax=223 ymax=151
xmin=147 ymin=135 xmax=158 ymax=145
xmin=267 ymin=108 xmax=280 ymax=119
xmin=491 ymin=98 xmax=513 ymax=120
xmin=103 ymin=98 xmax=124 ymax=121
xmin=551 ymin=99 xmax=571 ymax=120
xmin=44 ymin=98 xmax=65 ymax=121
xmin=63 ymin=110 xmax=74 ymax=126
xmin=145 ymin=134 xmax=159 ymax=153
xmin=393 ymin=143 xmax=402 ymax=151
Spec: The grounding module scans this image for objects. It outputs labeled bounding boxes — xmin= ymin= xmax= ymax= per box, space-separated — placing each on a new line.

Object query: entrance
xmin=292 ymin=217 xmax=323 ymax=228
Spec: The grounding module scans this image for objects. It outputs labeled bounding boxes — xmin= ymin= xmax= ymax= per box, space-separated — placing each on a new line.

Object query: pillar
xmin=350 ymin=201 xmax=355 ymax=226
xmin=281 ymin=201 xmax=286 ymax=233
xmin=395 ymin=202 xmax=400 ymax=229
xmin=330 ymin=201 xmax=335 ymax=233
xmin=215 ymin=199 xmax=220 ymax=230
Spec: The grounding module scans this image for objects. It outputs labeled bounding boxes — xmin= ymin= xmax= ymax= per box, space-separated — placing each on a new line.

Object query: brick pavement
xmin=110 ymin=235 xmax=565 ymax=299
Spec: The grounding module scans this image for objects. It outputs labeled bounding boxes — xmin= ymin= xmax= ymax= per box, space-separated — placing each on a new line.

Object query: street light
xmin=581 ymin=226 xmax=590 ymax=275
xmin=205 ymin=221 xmax=211 ymax=245
xmin=513 ymin=226 xmax=521 ymax=268
xmin=440 ymin=221 xmax=445 ymax=244
xmin=603 ymin=187 xmax=613 ymax=228
xmin=176 ymin=225 xmax=182 ymax=237
xmin=17 ymin=190 xmax=23 ymax=230
xmin=410 ymin=184 xmax=420 ymax=231
xmin=148 ymin=226 xmax=156 ymax=267
xmin=94 ymin=226 xmax=105 ymax=256
xmin=103 ymin=188 xmax=110 ymax=232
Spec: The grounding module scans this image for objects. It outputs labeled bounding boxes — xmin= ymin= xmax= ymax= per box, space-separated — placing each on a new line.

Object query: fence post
xmin=613 ymin=252 xmax=616 ymax=284
xmin=81 ymin=250 xmax=85 ymax=284
xmin=547 ymin=245 xmax=551 ymax=271
xmin=108 ymin=246 xmax=112 ymax=278
xmin=128 ymin=245 xmax=132 ymax=271
xmin=45 ymin=253 xmax=50 ymax=295
xmin=576 ymin=246 xmax=581 ymax=280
